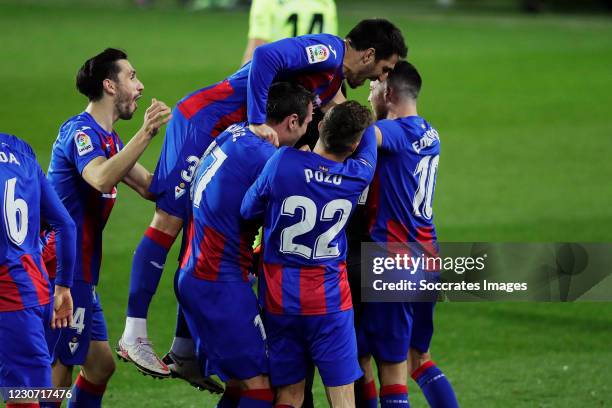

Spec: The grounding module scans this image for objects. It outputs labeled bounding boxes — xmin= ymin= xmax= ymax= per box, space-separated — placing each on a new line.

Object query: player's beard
xmin=116 ymin=88 xmax=137 ymax=120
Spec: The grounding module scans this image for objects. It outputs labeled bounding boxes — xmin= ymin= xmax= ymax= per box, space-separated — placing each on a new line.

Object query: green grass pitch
xmin=1 ymin=1 xmax=611 ymax=406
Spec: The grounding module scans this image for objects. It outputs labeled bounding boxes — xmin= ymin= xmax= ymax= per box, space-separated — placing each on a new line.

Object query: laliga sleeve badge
xmin=75 ymin=131 xmax=94 ymax=156
xmin=305 ymin=44 xmax=330 ymax=64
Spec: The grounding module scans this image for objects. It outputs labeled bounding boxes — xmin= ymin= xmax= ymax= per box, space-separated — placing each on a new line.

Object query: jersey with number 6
xmin=1 ymin=133 xmax=75 ymax=312
xmin=179 ymin=122 xmax=277 ymax=282
xmin=367 ymin=116 xmax=440 ymax=244
xmin=241 ymin=127 xmax=377 ymax=315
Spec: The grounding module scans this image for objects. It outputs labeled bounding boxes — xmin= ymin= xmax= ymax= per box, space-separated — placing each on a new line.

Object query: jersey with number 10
xmin=241 ymin=127 xmax=377 ymax=315
xmin=367 ymin=116 xmax=440 ymax=244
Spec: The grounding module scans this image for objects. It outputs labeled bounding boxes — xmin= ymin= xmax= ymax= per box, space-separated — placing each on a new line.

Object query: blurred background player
xmin=241 ymin=101 xmax=376 ymax=408
xmin=355 ymin=61 xmax=459 ymax=408
xmin=120 ymin=18 xmax=406 ymax=382
xmin=241 ymin=0 xmax=338 ymax=65
xmin=43 ymin=48 xmax=170 ymax=408
xmin=177 ymin=82 xmax=313 ymax=408
xmin=0 ymin=133 xmax=75 ymax=408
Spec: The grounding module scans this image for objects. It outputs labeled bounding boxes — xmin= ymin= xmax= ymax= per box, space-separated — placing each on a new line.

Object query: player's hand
xmin=142 ymin=98 xmax=172 ymax=138
xmin=51 ymin=285 xmax=73 ymax=329
xmin=249 ymin=123 xmax=279 ymax=147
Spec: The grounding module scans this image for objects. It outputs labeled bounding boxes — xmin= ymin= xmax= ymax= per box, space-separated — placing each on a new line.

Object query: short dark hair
xmin=387 ymin=60 xmax=422 ymax=100
xmin=319 ymin=101 xmax=373 ymax=155
xmin=346 ymin=19 xmax=407 ymax=60
xmin=76 ymin=48 xmax=128 ymax=101
xmin=266 ymin=82 xmax=314 ymax=125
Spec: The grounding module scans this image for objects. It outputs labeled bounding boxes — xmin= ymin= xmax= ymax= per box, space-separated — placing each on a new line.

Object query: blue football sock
xmin=239 ymin=389 xmax=274 ymax=408
xmin=380 ymin=384 xmax=409 ymax=407
xmin=126 ymin=227 xmax=174 ymax=318
xmin=68 ymin=374 xmax=106 ymax=408
xmin=412 ymin=361 xmax=459 ymax=408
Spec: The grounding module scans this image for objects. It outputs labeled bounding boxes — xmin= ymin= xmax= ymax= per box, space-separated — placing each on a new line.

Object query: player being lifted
xmin=0 ymin=133 xmax=76 ymax=408
xmin=43 ymin=48 xmax=170 ymax=408
xmin=356 ymin=61 xmax=459 ymax=408
xmin=119 ymin=18 xmax=407 ymax=380
xmin=177 ymin=82 xmax=314 ymax=408
xmin=240 ymin=101 xmax=376 ymax=408
xmin=241 ymin=0 xmax=338 ymax=64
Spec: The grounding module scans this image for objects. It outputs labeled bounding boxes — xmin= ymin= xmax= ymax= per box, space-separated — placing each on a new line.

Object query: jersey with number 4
xmin=180 ymin=123 xmax=277 ymax=282
xmin=241 ymin=127 xmax=377 ymax=315
xmin=367 ymin=116 xmax=440 ymax=244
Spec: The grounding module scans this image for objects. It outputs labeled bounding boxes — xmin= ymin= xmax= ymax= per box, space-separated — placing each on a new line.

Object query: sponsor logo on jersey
xmin=75 ymin=131 xmax=94 ymax=156
xmin=306 ymin=44 xmax=330 ymax=64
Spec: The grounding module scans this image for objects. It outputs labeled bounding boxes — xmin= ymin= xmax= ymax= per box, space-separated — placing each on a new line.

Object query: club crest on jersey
xmin=175 ymin=183 xmax=186 ymax=199
xmin=75 ymin=131 xmax=94 ymax=156
xmin=306 ymin=44 xmax=330 ymax=64
xmin=69 ymin=337 xmax=79 ymax=354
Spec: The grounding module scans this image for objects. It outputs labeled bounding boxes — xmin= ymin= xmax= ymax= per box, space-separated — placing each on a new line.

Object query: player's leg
xmin=355 ymin=355 xmax=378 ymax=408
xmin=0 ymin=304 xmax=53 ymax=406
xmin=408 ymin=302 xmax=458 ymax=408
xmin=310 ymin=310 xmax=363 ymax=408
xmin=69 ymin=291 xmax=115 ymax=408
xmin=161 ymin=267 xmax=223 ymax=393
xmin=240 ymin=375 xmax=275 ymax=408
xmin=360 ymin=302 xmax=412 ymax=408
xmin=121 ymin=108 xmax=192 ymax=376
xmin=276 ymin=380 xmax=306 ymax=408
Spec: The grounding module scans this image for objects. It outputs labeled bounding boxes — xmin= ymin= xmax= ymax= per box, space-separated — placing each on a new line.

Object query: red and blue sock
xmin=362 ymin=380 xmax=379 ymax=408
xmin=239 ymin=388 xmax=274 ymax=408
xmin=68 ymin=373 xmax=106 ymax=408
xmin=126 ymin=227 xmax=174 ymax=318
xmin=216 ymin=385 xmax=241 ymax=408
xmin=412 ymin=361 xmax=459 ymax=408
xmin=380 ymin=384 xmax=409 ymax=407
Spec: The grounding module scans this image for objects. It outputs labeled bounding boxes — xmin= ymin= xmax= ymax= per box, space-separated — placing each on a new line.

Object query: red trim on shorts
xmin=180 ymin=217 xmax=195 ymax=269
xmin=338 ymin=262 xmax=353 ymax=311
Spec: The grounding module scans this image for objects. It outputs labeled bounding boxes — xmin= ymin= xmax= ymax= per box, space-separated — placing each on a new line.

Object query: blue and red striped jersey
xmin=367 ymin=116 xmax=440 ymax=244
xmin=174 ymin=33 xmax=345 ymax=133
xmin=180 ymin=123 xmax=277 ymax=282
xmin=46 ymin=112 xmax=123 ymax=285
xmin=241 ymin=127 xmax=377 ymax=315
xmin=1 ymin=133 xmax=76 ymax=312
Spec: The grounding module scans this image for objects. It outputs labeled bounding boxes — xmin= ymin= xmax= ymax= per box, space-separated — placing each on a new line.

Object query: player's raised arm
xmin=39 ymin=168 xmax=76 ymax=329
xmin=82 ymin=98 xmax=170 ymax=193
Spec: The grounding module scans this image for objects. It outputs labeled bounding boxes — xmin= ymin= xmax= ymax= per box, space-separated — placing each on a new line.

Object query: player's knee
xmin=408 ymin=348 xmax=431 ymax=373
xmin=277 ymin=382 xmax=305 ymax=407
xmin=83 ymin=351 xmax=116 ymax=384
xmin=378 ymin=360 xmax=408 ymax=386
xmin=242 ymin=374 xmax=270 ymax=390
xmin=150 ymin=208 xmax=183 ymax=236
